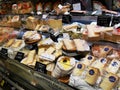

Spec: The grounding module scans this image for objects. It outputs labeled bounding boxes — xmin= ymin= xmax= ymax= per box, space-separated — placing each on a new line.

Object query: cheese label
xmin=97 ymin=16 xmax=111 ymax=27
xmin=35 ymin=62 xmax=47 ymax=74
xmin=109 ymin=76 xmax=116 ymax=82
xmin=87 ymin=56 xmax=92 ymax=60
xmin=15 ymin=52 xmax=24 ymax=62
xmin=100 ymin=58 xmax=106 ymax=64
xmin=111 ymin=16 xmax=120 ymax=26
xmin=112 ymin=62 xmax=118 ymax=66
xmin=0 ymin=48 xmax=8 ymax=57
xmin=77 ymin=64 xmax=82 ymax=69
xmin=104 ymin=48 xmax=109 ymax=51
xmin=89 ymin=69 xmax=95 ymax=75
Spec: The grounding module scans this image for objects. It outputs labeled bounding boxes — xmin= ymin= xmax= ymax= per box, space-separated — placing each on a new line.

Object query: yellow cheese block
xmin=26 ymin=50 xmax=36 ymax=64
xmin=5 ymin=39 xmax=15 ymax=47
xmin=45 ymin=47 xmax=55 ymax=54
xmin=38 ymin=48 xmax=45 ymax=55
xmin=100 ymin=73 xmax=119 ymax=90
xmin=82 ymin=55 xmax=95 ymax=66
xmin=72 ymin=63 xmax=86 ymax=76
xmin=11 ymin=40 xmax=22 ymax=48
xmin=48 ymin=19 xmax=62 ymax=31
xmin=85 ymin=67 xmax=100 ymax=85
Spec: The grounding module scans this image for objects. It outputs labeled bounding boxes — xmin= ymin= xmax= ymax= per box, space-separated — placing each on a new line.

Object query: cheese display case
xmin=0 ymin=0 xmax=120 ymax=90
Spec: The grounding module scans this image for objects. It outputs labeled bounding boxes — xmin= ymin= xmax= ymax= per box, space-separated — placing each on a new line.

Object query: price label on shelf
xmin=42 ymin=14 xmax=48 ymax=19
xmin=0 ymin=48 xmax=8 ymax=57
xmin=15 ymin=52 xmax=24 ymax=62
xmin=37 ymin=11 xmax=42 ymax=15
xmin=35 ymin=62 xmax=47 ymax=74
xmin=97 ymin=16 xmax=111 ymax=27
xmin=73 ymin=3 xmax=81 ymax=11
xmin=111 ymin=16 xmax=120 ymax=26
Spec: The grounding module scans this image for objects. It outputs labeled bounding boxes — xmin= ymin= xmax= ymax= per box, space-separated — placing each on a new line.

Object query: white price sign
xmin=73 ymin=3 xmax=81 ymax=11
xmin=42 ymin=14 xmax=48 ymax=19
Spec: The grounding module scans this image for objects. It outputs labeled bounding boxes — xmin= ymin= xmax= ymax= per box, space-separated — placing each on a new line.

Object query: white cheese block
xmin=40 ymin=53 xmax=55 ymax=61
xmin=106 ymin=59 xmax=120 ymax=74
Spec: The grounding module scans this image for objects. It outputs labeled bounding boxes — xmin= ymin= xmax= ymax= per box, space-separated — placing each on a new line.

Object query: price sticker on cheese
xmin=73 ymin=3 xmax=81 ymax=11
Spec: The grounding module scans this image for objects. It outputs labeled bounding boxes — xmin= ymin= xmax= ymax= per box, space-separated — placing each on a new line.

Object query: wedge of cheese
xmin=5 ymin=39 xmax=15 ymax=47
xmin=11 ymin=40 xmax=22 ymax=48
xmin=86 ymin=25 xmax=100 ymax=37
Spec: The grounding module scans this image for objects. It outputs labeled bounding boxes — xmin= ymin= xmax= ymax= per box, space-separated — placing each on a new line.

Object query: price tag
xmin=35 ymin=62 xmax=47 ymax=74
xmin=58 ymin=4 xmax=63 ymax=9
xmin=73 ymin=3 xmax=81 ymax=11
xmin=0 ymin=48 xmax=8 ymax=57
xmin=37 ymin=11 xmax=42 ymax=15
xmin=62 ymin=15 xmax=72 ymax=23
xmin=111 ymin=16 xmax=120 ymax=26
xmin=15 ymin=52 xmax=24 ymax=62
xmin=97 ymin=16 xmax=111 ymax=27
xmin=31 ymin=11 xmax=34 ymax=14
xmin=42 ymin=14 xmax=48 ymax=19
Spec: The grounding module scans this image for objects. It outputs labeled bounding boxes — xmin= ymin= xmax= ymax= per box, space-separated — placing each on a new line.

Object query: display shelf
xmin=0 ymin=55 xmax=75 ymax=90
